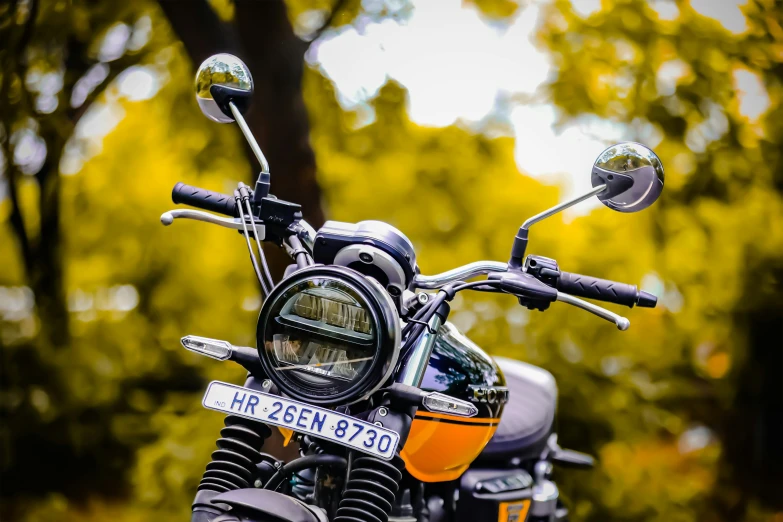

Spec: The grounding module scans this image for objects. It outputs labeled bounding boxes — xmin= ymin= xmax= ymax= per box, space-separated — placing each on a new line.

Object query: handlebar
xmin=412 ymin=261 xmax=508 ymax=289
xmin=172 ymin=182 xmax=238 ymax=217
xmin=556 ymin=272 xmax=657 ymax=308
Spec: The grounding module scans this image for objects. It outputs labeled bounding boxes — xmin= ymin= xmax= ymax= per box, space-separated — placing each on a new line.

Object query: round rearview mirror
xmin=591 ymin=142 xmax=664 ymax=213
xmin=194 ymin=54 xmax=253 ymax=123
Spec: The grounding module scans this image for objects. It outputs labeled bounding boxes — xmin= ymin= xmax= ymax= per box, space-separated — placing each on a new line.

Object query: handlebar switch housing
xmin=259 ymin=197 xmax=303 ymax=245
xmin=524 ymin=255 xmax=560 ymax=287
xmin=488 ymin=272 xmax=557 ymax=312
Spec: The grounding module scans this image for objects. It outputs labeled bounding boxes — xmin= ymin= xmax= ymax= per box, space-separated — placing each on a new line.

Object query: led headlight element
xmin=257 ymin=266 xmax=400 ymax=406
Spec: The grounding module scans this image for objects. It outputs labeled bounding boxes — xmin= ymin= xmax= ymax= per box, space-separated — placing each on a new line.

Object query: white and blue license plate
xmin=202 ymin=381 xmax=399 ymax=460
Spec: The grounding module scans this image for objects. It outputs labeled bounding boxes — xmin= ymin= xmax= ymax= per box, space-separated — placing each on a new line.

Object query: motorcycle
xmin=161 ymin=54 xmax=664 ymax=522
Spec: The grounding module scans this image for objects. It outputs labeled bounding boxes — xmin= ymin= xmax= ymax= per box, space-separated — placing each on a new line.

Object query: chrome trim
xmin=556 ymin=292 xmax=630 ymax=330
xmin=335 ymin=244 xmax=407 ymax=294
xmin=296 ymin=219 xmax=316 ymax=253
xmin=412 ymin=261 xmax=507 ymax=289
xmin=229 ymin=102 xmax=269 ymax=173
xmin=522 ymin=184 xmax=606 ymax=230
xmin=161 ymin=209 xmax=265 ymax=237
xmin=531 ymin=460 xmax=559 ymax=517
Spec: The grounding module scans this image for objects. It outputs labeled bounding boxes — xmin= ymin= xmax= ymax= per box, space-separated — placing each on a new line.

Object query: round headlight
xmin=257 ymin=266 xmax=400 ymax=406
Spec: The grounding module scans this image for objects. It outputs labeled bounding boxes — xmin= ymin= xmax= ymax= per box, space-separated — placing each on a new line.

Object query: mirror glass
xmin=194 ymin=54 xmax=253 ymax=123
xmin=591 ymin=142 xmax=664 ymax=213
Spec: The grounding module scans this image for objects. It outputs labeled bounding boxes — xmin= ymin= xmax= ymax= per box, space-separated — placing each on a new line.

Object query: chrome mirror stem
xmin=521 ymin=184 xmax=606 ymax=231
xmin=509 ymin=184 xmax=606 ymax=268
xmin=229 ymin=102 xmax=269 ymax=173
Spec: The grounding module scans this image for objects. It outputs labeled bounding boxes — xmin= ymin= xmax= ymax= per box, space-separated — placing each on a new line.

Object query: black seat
xmin=477 ymin=357 xmax=557 ymax=462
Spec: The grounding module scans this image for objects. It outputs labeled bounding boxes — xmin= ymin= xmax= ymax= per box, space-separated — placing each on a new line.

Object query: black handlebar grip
xmin=557 ymin=272 xmax=657 ymax=308
xmin=172 ymin=182 xmax=238 ymax=217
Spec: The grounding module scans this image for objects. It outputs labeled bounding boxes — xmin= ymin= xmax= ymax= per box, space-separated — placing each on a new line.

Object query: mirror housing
xmin=195 ymin=53 xmax=253 ymax=123
xmin=194 ymin=53 xmax=270 ymax=176
xmin=591 ymin=142 xmax=664 ymax=213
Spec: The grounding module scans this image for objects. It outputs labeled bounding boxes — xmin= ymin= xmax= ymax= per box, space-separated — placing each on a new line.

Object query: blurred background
xmin=1 ymin=0 xmax=782 ymax=520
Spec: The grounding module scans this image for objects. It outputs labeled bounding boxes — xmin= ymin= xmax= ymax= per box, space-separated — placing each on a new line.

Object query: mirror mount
xmin=591 ymin=166 xmax=634 ymax=198
xmin=210 ymin=84 xmax=253 ymax=122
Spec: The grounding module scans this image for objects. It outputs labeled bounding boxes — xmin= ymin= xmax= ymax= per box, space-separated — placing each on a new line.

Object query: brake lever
xmin=556 ymin=292 xmax=630 ymax=330
xmin=160 ymin=209 xmax=265 ymax=239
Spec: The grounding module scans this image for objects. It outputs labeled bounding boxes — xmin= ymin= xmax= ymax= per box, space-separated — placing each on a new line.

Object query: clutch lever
xmin=160 ymin=209 xmax=265 ymax=239
xmin=556 ymin=292 xmax=630 ymax=330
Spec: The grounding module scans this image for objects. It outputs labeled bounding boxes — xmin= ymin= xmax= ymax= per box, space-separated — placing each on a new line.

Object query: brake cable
xmin=400 ymin=279 xmax=503 ymax=358
xmin=238 ymin=183 xmax=275 ymax=290
xmin=235 ymin=190 xmax=270 ymax=297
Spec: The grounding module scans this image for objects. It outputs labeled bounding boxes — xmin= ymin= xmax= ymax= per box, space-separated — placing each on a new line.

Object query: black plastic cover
xmin=457 ymin=468 xmax=533 ymax=522
xmin=172 ymin=182 xmax=238 ymax=217
xmin=493 ymin=273 xmax=558 ymax=302
xmin=557 ymin=272 xmax=656 ymax=308
xmin=210 ymin=84 xmax=252 ymax=121
xmin=211 ymin=489 xmax=326 ymax=522
xmin=313 ymin=221 xmax=417 ymax=287
xmin=592 ymin=165 xmax=635 ymax=198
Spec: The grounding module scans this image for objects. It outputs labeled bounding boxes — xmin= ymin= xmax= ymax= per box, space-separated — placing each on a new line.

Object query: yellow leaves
xmin=767 ymin=12 xmax=783 ymax=42
xmin=600 ymin=437 xmax=719 ymax=512
xmin=620 ymin=8 xmax=642 ymax=31
xmin=17 ymin=176 xmax=41 ymax=244
xmin=207 ymin=0 xmax=235 ymax=22
xmin=670 ymin=149 xmax=697 ymax=180
xmin=706 ymin=48 xmax=731 ymax=73
xmin=705 ymin=351 xmax=732 ymax=379
xmin=464 ymin=0 xmax=522 ymax=20
xmin=2 ymin=1 xmax=781 ymax=520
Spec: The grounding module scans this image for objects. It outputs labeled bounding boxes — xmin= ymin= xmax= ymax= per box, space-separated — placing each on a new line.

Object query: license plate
xmin=202 ymin=381 xmax=399 ymax=460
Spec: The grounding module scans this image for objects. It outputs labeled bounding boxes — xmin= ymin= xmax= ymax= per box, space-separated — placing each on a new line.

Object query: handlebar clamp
xmin=524 ymin=255 xmax=560 ymax=287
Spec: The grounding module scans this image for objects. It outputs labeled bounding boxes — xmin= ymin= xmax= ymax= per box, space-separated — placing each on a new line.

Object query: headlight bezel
xmin=256 ymin=266 xmax=400 ymax=406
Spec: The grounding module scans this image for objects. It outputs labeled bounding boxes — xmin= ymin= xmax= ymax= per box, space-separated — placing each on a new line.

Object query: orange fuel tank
xmin=401 ymin=322 xmax=507 ymax=482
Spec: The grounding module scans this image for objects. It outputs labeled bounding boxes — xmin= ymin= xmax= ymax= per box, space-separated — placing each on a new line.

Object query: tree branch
xmin=158 ymin=0 xmax=241 ymax=64
xmin=306 ymin=0 xmax=349 ymax=51
xmin=1 ymin=148 xmax=34 ymax=276
xmin=18 ymin=0 xmax=39 ymax=52
xmin=0 ymin=0 xmax=39 ymax=279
